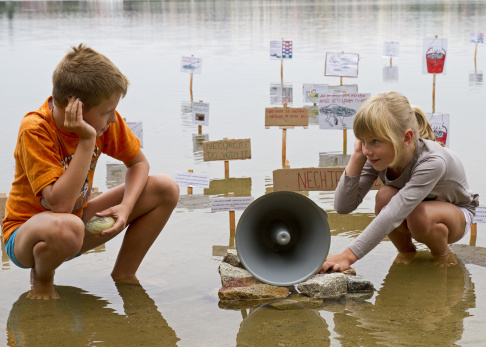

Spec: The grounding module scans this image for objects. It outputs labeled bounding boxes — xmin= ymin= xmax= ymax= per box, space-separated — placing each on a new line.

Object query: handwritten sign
xmin=180 ymin=56 xmax=202 ymax=74
xmin=470 ymin=32 xmax=484 ymax=44
xmin=273 ymin=167 xmax=383 ymax=192
xmin=473 ymin=206 xmax=486 ymax=223
xmin=302 ymin=84 xmax=328 ymax=104
xmin=426 ymin=113 xmax=450 ymax=148
xmin=265 ymin=107 xmax=309 ymax=127
xmin=174 ymin=172 xmax=210 ymax=188
xmin=325 ymin=53 xmax=359 ymax=78
xmin=383 ymin=41 xmax=399 ymax=58
xmin=270 ymin=40 xmax=293 ymax=60
xmin=192 ymin=102 xmax=209 ymax=126
xmin=318 ymin=93 xmax=370 ymax=130
xmin=203 ymin=138 xmax=251 ymax=161
xmin=126 ymin=121 xmax=143 ymax=148
xmin=210 ymin=196 xmax=254 ymax=212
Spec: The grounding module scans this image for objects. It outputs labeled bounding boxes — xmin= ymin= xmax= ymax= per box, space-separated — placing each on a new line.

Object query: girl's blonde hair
xmin=52 ymin=44 xmax=129 ymax=111
xmin=353 ymin=91 xmax=435 ymax=168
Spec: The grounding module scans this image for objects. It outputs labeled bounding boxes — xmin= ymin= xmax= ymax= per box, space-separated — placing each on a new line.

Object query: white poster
xmin=325 ymin=53 xmax=359 ymax=78
xmin=210 ymin=196 xmax=254 ymax=212
xmin=473 ymin=206 xmax=486 ymax=223
xmin=328 ymin=85 xmax=358 ymax=94
xmin=270 ymin=40 xmax=293 ymax=60
xmin=470 ymin=32 xmax=485 ymax=44
xmin=180 ymin=56 xmax=202 ymax=74
xmin=174 ymin=172 xmax=210 ymax=188
xmin=426 ymin=113 xmax=450 ymax=148
xmin=422 ymin=38 xmax=448 ymax=75
xmin=302 ymin=84 xmax=328 ymax=104
xmin=192 ymin=102 xmax=209 ymax=126
xmin=126 ymin=121 xmax=143 ymax=148
xmin=318 ymin=93 xmax=370 ymax=129
xmin=383 ymin=41 xmax=399 ymax=58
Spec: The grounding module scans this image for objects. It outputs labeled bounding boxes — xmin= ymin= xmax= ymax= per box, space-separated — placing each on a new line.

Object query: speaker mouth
xmin=258 ymin=211 xmax=301 ymax=253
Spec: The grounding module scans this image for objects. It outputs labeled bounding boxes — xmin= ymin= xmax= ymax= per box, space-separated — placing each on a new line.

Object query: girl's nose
xmin=362 ymin=143 xmax=372 ymax=156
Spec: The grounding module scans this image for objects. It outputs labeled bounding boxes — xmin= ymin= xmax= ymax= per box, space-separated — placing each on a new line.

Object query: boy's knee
xmin=148 ymin=174 xmax=180 ymax=207
xmin=375 ymin=185 xmax=399 ymax=214
xmin=48 ymin=215 xmax=85 ymax=253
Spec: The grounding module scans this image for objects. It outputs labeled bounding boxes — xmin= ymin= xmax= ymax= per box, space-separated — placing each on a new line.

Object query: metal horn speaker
xmin=235 ymin=191 xmax=330 ymax=286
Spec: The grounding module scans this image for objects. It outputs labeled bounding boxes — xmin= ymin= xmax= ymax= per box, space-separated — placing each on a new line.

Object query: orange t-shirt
xmin=1 ymin=97 xmax=141 ymax=243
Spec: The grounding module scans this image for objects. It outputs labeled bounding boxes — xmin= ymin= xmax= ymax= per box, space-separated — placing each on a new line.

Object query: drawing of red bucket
xmin=426 ymin=48 xmax=446 ymax=74
xmin=434 ymin=126 xmax=447 ymax=146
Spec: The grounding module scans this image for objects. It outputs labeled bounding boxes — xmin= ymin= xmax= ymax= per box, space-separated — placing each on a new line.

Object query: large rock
xmin=219 ymin=262 xmax=252 ymax=283
xmin=297 ymin=273 xmax=347 ymax=299
xmin=345 ymin=274 xmax=374 ymax=293
xmin=218 ymin=277 xmax=290 ymax=301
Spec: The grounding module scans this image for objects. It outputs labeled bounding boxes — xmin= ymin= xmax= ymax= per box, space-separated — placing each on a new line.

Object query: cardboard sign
xmin=318 ymin=93 xmax=370 ymax=130
xmin=126 ymin=121 xmax=143 ymax=148
xmin=203 ymin=138 xmax=251 ymax=161
xmin=473 ymin=206 xmax=486 ymax=223
xmin=270 ymin=40 xmax=293 ymax=60
xmin=265 ymin=107 xmax=309 ymax=127
xmin=174 ymin=172 xmax=210 ymax=188
xmin=273 ymin=167 xmax=383 ymax=192
xmin=325 ymin=53 xmax=359 ymax=78
xmin=204 ymin=177 xmax=252 ymax=196
xmin=180 ymin=56 xmax=202 ymax=74
xmin=192 ymin=102 xmax=209 ymax=126
xmin=383 ymin=41 xmax=399 ymax=58
xmin=210 ymin=196 xmax=254 ymax=212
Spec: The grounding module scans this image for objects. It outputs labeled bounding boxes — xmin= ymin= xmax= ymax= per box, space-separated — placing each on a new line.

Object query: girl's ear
xmin=404 ymin=129 xmax=414 ymax=147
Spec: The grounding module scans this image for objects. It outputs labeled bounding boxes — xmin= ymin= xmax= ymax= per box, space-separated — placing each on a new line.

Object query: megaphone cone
xmin=236 ymin=191 xmax=330 ymax=286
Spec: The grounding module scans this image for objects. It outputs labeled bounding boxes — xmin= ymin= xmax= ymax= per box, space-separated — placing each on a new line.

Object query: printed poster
xmin=270 ymin=40 xmax=293 ymax=60
xmin=192 ymin=102 xmax=209 ymax=126
xmin=422 ymin=38 xmax=448 ymax=75
xmin=470 ymin=32 xmax=485 ymax=44
xmin=302 ymin=84 xmax=328 ymax=104
xmin=318 ymin=93 xmax=370 ymax=130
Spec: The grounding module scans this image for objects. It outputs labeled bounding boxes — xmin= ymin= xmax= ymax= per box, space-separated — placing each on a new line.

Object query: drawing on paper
xmin=325 ymin=53 xmax=359 ymax=77
xmin=470 ymin=32 xmax=485 ymax=44
xmin=422 ymin=38 xmax=448 ymax=75
xmin=427 ymin=113 xmax=450 ymax=147
xmin=319 ymin=104 xmax=356 ymax=127
xmin=181 ymin=56 xmax=203 ymax=74
xmin=383 ymin=42 xmax=399 ymax=58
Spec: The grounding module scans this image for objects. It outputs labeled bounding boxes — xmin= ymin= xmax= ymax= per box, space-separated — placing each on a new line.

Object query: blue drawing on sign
xmin=319 ymin=104 xmax=356 ymax=127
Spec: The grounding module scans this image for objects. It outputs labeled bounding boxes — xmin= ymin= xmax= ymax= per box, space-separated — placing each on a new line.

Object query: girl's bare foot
xmin=393 ymin=251 xmax=417 ymax=264
xmin=432 ymin=251 xmax=458 ymax=267
xmin=27 ymin=268 xmax=60 ymax=300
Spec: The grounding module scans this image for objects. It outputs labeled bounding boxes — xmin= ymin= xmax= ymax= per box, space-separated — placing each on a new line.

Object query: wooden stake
xmin=432 ymin=74 xmax=436 ymax=113
xmin=470 ymin=223 xmax=477 ymax=246
xmin=223 ymin=137 xmax=230 ymax=178
xmin=474 ymin=43 xmax=478 ymax=72
xmin=282 ymin=128 xmax=287 ymax=167
xmin=390 ymin=57 xmax=392 ymax=66
xmin=281 ymin=59 xmax=284 ymax=84
xmin=198 ymin=99 xmax=203 ymax=134
xmin=343 ymin=129 xmax=348 ymax=155
xmin=190 ymin=73 xmax=193 ymax=101
xmin=228 ymin=192 xmax=235 ymax=247
xmin=187 ymin=169 xmax=193 ymax=195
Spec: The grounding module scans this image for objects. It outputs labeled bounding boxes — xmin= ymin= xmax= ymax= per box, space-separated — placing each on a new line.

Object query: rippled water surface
xmin=1 ymin=1 xmax=486 ymax=346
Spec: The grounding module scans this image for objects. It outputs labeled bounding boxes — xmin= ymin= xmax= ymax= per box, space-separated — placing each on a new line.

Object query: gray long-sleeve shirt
xmin=334 ymin=138 xmax=479 ymax=259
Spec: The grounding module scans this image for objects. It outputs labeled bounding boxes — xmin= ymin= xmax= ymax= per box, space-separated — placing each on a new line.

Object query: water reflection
xmin=1 ymin=241 xmax=10 ymax=270
xmin=270 ymin=84 xmax=293 ymax=106
xmin=193 ymin=133 xmax=209 ymax=161
xmin=106 ymin=163 xmax=127 ymax=190
xmin=334 ymin=252 xmax=475 ymax=346
xmin=6 ymin=283 xmax=179 ymax=346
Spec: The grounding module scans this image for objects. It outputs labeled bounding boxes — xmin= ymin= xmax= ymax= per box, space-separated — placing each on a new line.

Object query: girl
xmin=319 ymin=91 xmax=478 ymax=272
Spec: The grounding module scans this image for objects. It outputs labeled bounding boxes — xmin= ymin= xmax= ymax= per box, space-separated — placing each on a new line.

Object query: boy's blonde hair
xmin=353 ymin=91 xmax=435 ymax=168
xmin=52 ymin=44 xmax=129 ymax=111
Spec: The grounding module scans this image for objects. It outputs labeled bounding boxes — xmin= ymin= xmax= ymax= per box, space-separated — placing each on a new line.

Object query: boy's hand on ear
xmin=64 ymin=97 xmax=96 ymax=140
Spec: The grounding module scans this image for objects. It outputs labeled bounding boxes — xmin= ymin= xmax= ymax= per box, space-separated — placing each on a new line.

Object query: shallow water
xmin=1 ymin=1 xmax=486 ymax=346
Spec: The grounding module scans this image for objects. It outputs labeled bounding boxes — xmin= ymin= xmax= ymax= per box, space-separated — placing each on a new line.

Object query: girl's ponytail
xmin=412 ymin=106 xmax=435 ymax=141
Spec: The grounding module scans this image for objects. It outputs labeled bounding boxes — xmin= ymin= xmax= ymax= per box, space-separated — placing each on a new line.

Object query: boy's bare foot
xmin=27 ymin=268 xmax=60 ymax=300
xmin=393 ymin=251 xmax=417 ymax=265
xmin=432 ymin=252 xmax=458 ymax=267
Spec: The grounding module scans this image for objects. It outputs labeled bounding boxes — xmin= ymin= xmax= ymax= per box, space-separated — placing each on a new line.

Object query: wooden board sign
xmin=273 ymin=167 xmax=383 ymax=192
xmin=203 ymin=138 xmax=251 ymax=161
xmin=265 ymin=107 xmax=309 ymax=127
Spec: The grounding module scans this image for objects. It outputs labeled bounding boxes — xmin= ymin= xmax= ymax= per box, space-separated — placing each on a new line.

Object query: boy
xmin=2 ymin=44 xmax=179 ymax=299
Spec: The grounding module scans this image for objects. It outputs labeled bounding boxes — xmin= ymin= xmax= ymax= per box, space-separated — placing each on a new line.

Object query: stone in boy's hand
xmin=86 ymin=216 xmax=116 ymax=234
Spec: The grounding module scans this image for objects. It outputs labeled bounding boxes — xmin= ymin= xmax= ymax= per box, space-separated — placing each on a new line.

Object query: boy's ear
xmin=404 ymin=129 xmax=414 ymax=147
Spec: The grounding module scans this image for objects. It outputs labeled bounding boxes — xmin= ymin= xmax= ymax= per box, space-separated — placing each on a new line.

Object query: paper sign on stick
xmin=325 ymin=53 xmax=359 ymax=78
xmin=302 ymin=84 xmax=328 ymax=104
xmin=422 ymin=38 xmax=448 ymax=75
xmin=318 ymin=93 xmax=370 ymax=130
xmin=174 ymin=172 xmax=210 ymax=188
xmin=473 ymin=206 xmax=486 ymax=223
xmin=383 ymin=42 xmax=399 ymax=58
xmin=470 ymin=32 xmax=484 ymax=44
xmin=270 ymin=40 xmax=293 ymax=60
xmin=181 ymin=56 xmax=202 ymax=74
xmin=273 ymin=167 xmax=383 ymax=192
xmin=126 ymin=121 xmax=143 ymax=148
xmin=203 ymin=138 xmax=251 ymax=161
xmin=426 ymin=113 xmax=450 ymax=148
xmin=328 ymin=85 xmax=358 ymax=94
xmin=265 ymin=107 xmax=309 ymax=127
xmin=210 ymin=196 xmax=254 ymax=212
xmin=192 ymin=102 xmax=209 ymax=126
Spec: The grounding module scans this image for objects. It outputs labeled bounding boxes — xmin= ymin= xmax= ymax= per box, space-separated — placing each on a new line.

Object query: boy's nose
xmin=109 ymin=112 xmax=117 ymax=124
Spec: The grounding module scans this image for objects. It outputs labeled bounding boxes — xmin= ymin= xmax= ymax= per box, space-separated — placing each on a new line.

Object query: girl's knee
xmin=375 ymin=185 xmax=399 ymax=214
